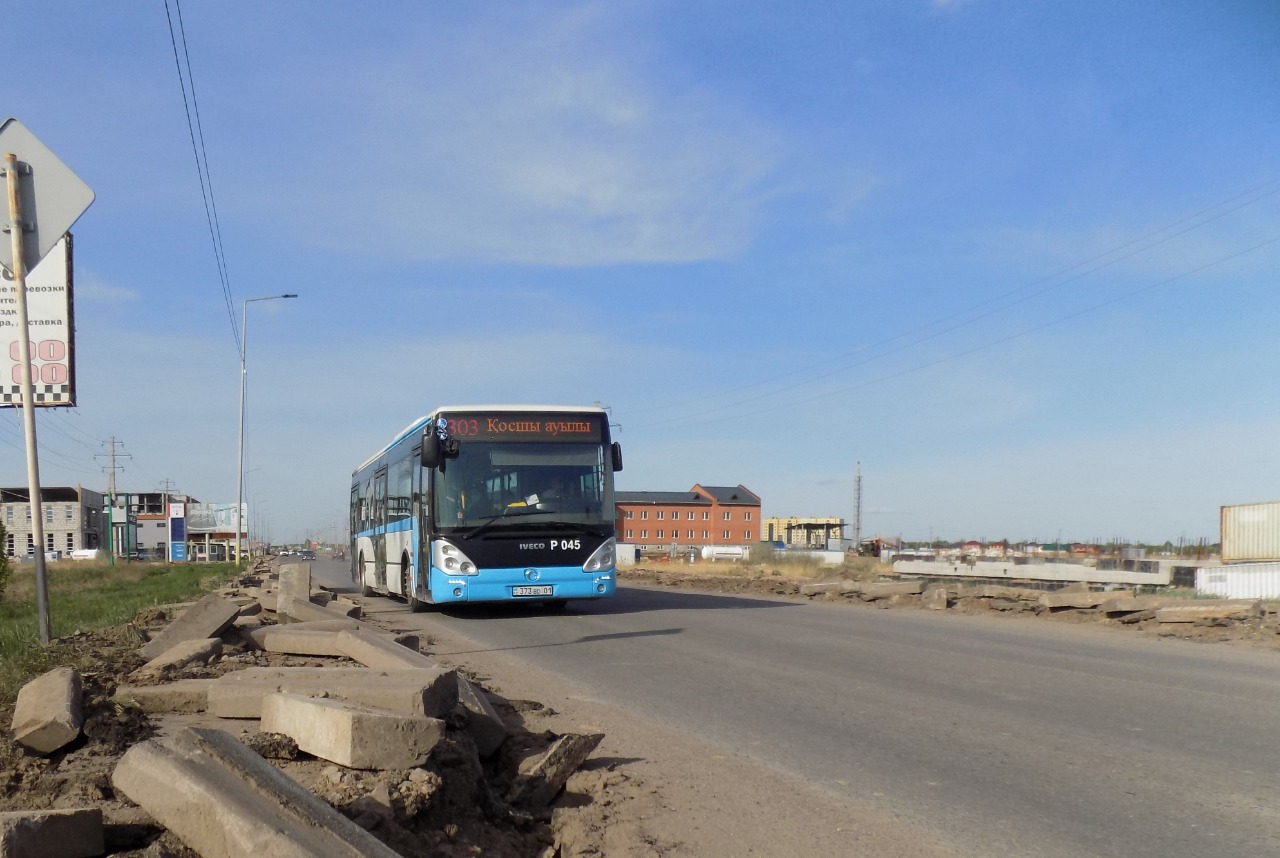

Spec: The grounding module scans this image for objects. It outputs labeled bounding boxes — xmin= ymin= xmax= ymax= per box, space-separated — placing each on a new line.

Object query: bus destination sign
xmin=439 ymin=412 xmax=603 ymax=443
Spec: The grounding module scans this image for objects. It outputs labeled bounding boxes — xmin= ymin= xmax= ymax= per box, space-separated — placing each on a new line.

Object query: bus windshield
xmin=433 ymin=440 xmax=613 ymax=532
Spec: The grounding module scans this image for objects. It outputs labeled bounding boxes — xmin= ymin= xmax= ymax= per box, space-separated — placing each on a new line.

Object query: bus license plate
xmin=513 ymin=585 xmax=553 ymax=597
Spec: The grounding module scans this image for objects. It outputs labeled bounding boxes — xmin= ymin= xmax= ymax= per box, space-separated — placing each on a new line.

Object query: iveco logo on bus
xmin=519 ymin=542 xmax=546 ymax=550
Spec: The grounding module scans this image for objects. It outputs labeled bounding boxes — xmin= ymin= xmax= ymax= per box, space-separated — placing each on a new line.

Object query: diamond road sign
xmin=0 ymin=117 xmax=94 ymax=274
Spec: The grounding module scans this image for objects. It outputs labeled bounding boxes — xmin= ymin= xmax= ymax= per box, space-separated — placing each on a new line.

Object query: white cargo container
xmin=1221 ymin=500 xmax=1280 ymax=563
xmin=1197 ymin=562 xmax=1280 ymax=599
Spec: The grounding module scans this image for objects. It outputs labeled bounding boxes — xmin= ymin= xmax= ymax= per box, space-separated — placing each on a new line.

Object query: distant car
xmin=132 ymin=549 xmax=153 ymax=561
xmin=297 ymin=549 xmax=316 ymax=560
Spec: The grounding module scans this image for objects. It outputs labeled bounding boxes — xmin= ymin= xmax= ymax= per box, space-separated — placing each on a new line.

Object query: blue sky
xmin=3 ymin=0 xmax=1278 ymax=546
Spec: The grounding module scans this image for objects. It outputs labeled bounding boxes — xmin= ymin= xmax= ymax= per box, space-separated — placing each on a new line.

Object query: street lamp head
xmin=245 ymin=293 xmax=299 ymax=305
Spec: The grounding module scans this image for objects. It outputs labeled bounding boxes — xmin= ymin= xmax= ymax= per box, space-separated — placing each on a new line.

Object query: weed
xmin=0 ymin=561 xmax=237 ymax=699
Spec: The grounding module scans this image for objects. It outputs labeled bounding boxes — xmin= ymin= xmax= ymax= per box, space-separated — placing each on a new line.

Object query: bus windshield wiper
xmin=462 ymin=514 xmax=509 ymax=540
xmin=462 ymin=508 xmax=549 ymax=539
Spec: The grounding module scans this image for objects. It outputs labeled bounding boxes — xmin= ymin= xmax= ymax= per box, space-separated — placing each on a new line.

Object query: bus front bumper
xmin=429 ymin=565 xmax=616 ymax=604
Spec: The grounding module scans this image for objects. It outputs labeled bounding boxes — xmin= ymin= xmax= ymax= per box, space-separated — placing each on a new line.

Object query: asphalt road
xmin=311 ymin=557 xmax=1280 ymax=858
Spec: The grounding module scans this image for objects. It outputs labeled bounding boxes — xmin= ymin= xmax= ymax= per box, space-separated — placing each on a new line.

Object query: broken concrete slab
xmin=242 ymin=626 xmax=346 ymax=657
xmin=970 ymin=585 xmax=1040 ymax=601
xmin=508 ymin=733 xmax=604 ymax=807
xmin=207 ymin=666 xmax=458 ymax=720
xmin=260 ymin=692 xmax=446 ymax=770
xmin=112 ymin=727 xmax=401 ymax=858
xmin=335 ymin=628 xmax=436 ymax=670
xmin=1037 ymin=591 xmax=1112 ymax=610
xmin=799 ymin=581 xmax=846 ymax=597
xmin=113 ymin=679 xmax=214 ymax=714
xmin=138 ymin=593 xmax=241 ymax=661
xmin=1100 ymin=595 xmax=1173 ymax=615
xmin=130 ymin=637 xmax=222 ymax=681
xmin=243 ymin=620 xmax=418 ymax=653
xmin=858 ymin=581 xmax=925 ymax=600
xmin=276 ymin=562 xmax=312 ymax=619
xmin=279 ymin=596 xmax=364 ymax=624
xmin=0 ymin=807 xmax=104 ymax=858
xmin=1155 ymin=600 xmax=1264 ymax=623
xmin=456 ymin=675 xmax=508 ymax=757
xmin=233 ymin=613 xmax=265 ymax=630
xmin=11 ymin=667 xmax=83 ymax=755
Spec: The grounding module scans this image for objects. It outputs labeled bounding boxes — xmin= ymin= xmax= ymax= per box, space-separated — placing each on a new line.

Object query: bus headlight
xmin=583 ymin=538 xmax=616 ymax=573
xmin=434 ymin=540 xmax=478 ymax=576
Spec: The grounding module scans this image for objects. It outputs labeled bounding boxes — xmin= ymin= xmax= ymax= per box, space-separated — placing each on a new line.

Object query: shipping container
xmin=1196 ymin=562 xmax=1280 ymax=599
xmin=1221 ymin=500 xmax=1280 ymax=563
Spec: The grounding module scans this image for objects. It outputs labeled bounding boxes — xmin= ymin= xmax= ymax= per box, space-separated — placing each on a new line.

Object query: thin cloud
xmin=255 ymin=7 xmax=784 ymax=267
xmin=73 ymin=272 xmax=138 ymax=304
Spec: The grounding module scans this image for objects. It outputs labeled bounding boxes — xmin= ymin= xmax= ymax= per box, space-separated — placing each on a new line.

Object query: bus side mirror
xmin=611 ymin=442 xmax=624 ymax=472
xmin=422 ymin=433 xmax=440 ymax=469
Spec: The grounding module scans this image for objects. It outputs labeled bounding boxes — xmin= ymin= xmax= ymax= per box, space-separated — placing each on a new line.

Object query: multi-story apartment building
xmin=615 ymin=484 xmax=761 ymax=553
xmin=0 ymin=486 xmax=106 ymax=558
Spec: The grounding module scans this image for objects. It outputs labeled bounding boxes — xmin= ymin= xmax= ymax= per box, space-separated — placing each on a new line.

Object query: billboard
xmin=1 ymin=234 xmax=75 ymax=407
xmin=186 ymin=503 xmax=248 ymax=534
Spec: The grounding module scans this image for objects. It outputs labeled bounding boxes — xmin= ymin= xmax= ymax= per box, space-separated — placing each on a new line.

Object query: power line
xmin=164 ymin=0 xmax=240 ymax=355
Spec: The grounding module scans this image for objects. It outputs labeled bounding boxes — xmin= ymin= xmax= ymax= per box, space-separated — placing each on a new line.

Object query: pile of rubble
xmin=618 ymin=566 xmax=1279 ymax=647
xmin=799 ymin=577 xmax=1280 ymax=641
xmin=1 ymin=561 xmax=605 ymax=857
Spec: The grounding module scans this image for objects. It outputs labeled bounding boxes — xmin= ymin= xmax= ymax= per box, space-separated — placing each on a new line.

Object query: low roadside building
xmin=1 ymin=486 xmax=106 ymax=558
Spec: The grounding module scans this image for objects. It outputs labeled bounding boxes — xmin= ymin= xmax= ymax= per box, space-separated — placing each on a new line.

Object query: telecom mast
xmin=853 ymin=462 xmax=863 ymax=550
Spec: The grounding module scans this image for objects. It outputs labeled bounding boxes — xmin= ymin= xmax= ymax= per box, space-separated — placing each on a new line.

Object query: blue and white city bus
xmin=350 ymin=404 xmax=623 ymax=609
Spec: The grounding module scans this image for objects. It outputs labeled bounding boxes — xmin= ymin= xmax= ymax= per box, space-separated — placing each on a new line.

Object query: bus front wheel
xmin=402 ymin=556 xmax=425 ymax=612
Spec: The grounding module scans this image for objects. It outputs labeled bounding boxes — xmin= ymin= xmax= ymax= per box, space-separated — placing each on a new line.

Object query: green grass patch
xmin=0 ymin=561 xmax=237 ymax=699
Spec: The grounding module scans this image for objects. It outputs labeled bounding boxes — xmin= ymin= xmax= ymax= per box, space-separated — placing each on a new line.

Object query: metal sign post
xmin=4 ymin=154 xmax=51 ymax=644
xmin=0 ymin=118 xmax=95 ymax=646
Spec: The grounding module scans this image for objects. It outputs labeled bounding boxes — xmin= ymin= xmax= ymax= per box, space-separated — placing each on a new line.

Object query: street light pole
xmin=236 ymin=293 xmax=296 ymax=566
